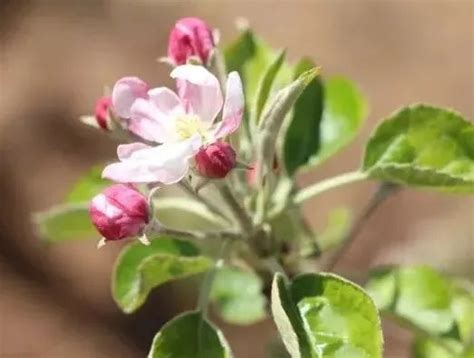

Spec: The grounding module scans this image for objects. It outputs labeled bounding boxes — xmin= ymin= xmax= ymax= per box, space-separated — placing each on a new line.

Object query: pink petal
xmin=112 ymin=77 xmax=149 ymax=118
xmin=170 ymin=65 xmax=223 ymax=125
xmin=213 ymin=72 xmax=244 ymax=139
xmin=102 ymin=135 xmax=202 ymax=185
xmin=129 ymin=94 xmax=181 ymax=143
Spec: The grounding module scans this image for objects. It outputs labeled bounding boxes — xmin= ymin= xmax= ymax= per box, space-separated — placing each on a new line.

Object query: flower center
xmin=174 ymin=115 xmax=206 ymax=140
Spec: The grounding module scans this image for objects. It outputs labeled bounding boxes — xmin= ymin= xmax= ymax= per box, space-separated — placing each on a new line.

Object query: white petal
xmin=213 ymin=71 xmax=244 ymax=139
xmin=171 ymin=65 xmax=223 ymax=125
xmin=112 ymin=77 xmax=149 ymax=118
xmin=102 ymin=135 xmax=202 ymax=185
xmin=117 ymin=143 xmax=151 ymax=161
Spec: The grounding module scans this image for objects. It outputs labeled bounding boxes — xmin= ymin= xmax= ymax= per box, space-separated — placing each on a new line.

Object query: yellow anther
xmin=175 ymin=115 xmax=206 ymax=140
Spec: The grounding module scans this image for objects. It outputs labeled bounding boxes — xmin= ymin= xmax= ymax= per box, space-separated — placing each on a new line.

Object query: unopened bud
xmin=94 ymin=96 xmax=113 ymax=130
xmin=89 ymin=184 xmax=149 ymax=242
xmin=167 ymin=17 xmax=215 ymax=66
xmin=195 ymin=142 xmax=236 ymax=179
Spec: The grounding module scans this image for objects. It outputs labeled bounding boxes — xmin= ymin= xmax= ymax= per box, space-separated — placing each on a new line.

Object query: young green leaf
xmin=283 ymin=58 xmax=324 ymax=176
xmin=34 ymin=204 xmax=97 ymax=243
xmin=225 ymin=29 xmax=284 ymax=110
xmin=290 ymin=273 xmax=383 ymax=358
xmin=148 ymin=311 xmax=232 ymax=358
xmin=363 ymin=105 xmax=474 ymax=192
xmin=271 ymin=273 xmax=313 ymax=358
xmin=113 ymin=237 xmax=211 ymax=313
xmin=67 ymin=165 xmax=109 ymax=203
xmin=412 ymin=336 xmax=471 ymax=358
xmin=210 ymin=267 xmax=267 ymax=325
xmin=283 ymin=73 xmax=367 ymax=176
xmin=257 ymin=68 xmax=320 ymax=179
xmin=317 ymin=207 xmax=352 ymax=251
xmin=271 ymin=273 xmax=383 ymax=357
xmin=366 ymin=266 xmax=473 ymax=340
xmin=316 ymin=77 xmax=367 ymax=166
xmin=253 ymin=49 xmax=287 ymax=123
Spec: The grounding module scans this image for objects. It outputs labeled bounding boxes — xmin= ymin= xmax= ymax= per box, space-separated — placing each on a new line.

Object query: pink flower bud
xmin=167 ymin=17 xmax=215 ymax=66
xmin=94 ymin=96 xmax=113 ymax=130
xmin=195 ymin=142 xmax=236 ymax=179
xmin=89 ymin=184 xmax=149 ymax=242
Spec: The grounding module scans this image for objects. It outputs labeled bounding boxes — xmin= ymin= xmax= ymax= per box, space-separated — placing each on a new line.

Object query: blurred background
xmin=0 ymin=0 xmax=472 ymax=357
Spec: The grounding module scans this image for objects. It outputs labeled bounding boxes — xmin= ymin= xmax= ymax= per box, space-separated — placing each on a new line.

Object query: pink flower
xmin=167 ymin=17 xmax=215 ymax=66
xmin=195 ymin=141 xmax=236 ymax=179
xmin=94 ymin=96 xmax=113 ymax=130
xmin=89 ymin=184 xmax=149 ymax=243
xmin=103 ymin=65 xmax=244 ymax=185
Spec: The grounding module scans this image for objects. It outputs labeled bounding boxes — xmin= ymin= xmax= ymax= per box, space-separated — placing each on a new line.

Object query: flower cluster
xmin=87 ymin=17 xmax=243 ymax=246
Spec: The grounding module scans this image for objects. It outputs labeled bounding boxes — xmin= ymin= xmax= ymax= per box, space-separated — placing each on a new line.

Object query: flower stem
xmin=293 ymin=171 xmax=368 ymax=205
xmin=217 ymin=182 xmax=254 ymax=236
xmin=179 ymin=181 xmax=232 ymax=224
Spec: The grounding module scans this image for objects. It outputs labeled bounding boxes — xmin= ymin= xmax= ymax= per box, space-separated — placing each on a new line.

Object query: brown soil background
xmin=0 ymin=1 xmax=472 ymax=357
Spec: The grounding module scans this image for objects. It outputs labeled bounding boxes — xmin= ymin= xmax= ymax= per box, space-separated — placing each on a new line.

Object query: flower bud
xmin=89 ymin=184 xmax=149 ymax=242
xmin=195 ymin=142 xmax=236 ymax=179
xmin=94 ymin=95 xmax=113 ymax=130
xmin=167 ymin=17 xmax=215 ymax=66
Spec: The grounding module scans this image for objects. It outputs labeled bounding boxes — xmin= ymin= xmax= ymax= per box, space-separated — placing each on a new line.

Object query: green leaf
xmin=148 ymin=311 xmax=232 ymax=358
xmin=225 ymin=29 xmax=279 ymax=109
xmin=155 ymin=197 xmax=228 ymax=230
xmin=284 ymin=74 xmax=367 ymax=176
xmin=283 ymin=58 xmax=324 ymax=176
xmin=317 ymin=207 xmax=352 ymax=251
xmin=291 ymin=273 xmax=383 ymax=358
xmin=253 ymin=49 xmax=287 ymax=123
xmin=450 ymin=283 xmax=474 ymax=344
xmin=412 ymin=336 xmax=470 ymax=358
xmin=210 ymin=267 xmax=266 ymax=325
xmin=34 ymin=204 xmax=97 ymax=242
xmin=363 ymin=105 xmax=474 ymax=192
xmin=316 ymin=77 xmax=367 ymax=166
xmin=258 ymin=68 xmax=320 ymax=177
xmin=271 ymin=273 xmax=383 ymax=357
xmin=366 ymin=266 xmax=467 ymax=337
xmin=67 ymin=166 xmax=108 ymax=203
xmin=113 ymin=237 xmax=211 ymax=313
xmin=271 ymin=273 xmax=312 ymax=358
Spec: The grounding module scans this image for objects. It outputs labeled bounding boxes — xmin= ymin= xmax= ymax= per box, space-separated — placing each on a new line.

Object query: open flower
xmin=103 ymin=65 xmax=243 ymax=185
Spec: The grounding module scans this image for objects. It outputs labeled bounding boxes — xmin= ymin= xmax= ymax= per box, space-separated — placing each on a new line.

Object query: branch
xmin=324 ymin=182 xmax=400 ymax=272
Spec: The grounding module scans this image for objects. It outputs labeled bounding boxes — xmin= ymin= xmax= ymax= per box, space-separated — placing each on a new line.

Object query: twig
xmin=324 ymin=183 xmax=400 ymax=272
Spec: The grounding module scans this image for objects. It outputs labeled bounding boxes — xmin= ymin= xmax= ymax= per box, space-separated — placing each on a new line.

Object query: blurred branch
xmin=324 ymin=183 xmax=400 ymax=272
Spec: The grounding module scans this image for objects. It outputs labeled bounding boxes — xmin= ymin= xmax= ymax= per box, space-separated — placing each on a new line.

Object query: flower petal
xmin=129 ymin=93 xmax=181 ymax=143
xmin=213 ymin=71 xmax=244 ymax=139
xmin=171 ymin=65 xmax=223 ymax=125
xmin=112 ymin=77 xmax=149 ymax=118
xmin=103 ymin=135 xmax=202 ymax=185
xmin=117 ymin=143 xmax=151 ymax=160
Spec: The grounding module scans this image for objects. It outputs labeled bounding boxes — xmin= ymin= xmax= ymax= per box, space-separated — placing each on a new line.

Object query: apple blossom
xmin=167 ymin=17 xmax=215 ymax=66
xmin=102 ymin=65 xmax=243 ymax=185
xmin=89 ymin=184 xmax=150 ymax=245
xmin=195 ymin=141 xmax=236 ymax=179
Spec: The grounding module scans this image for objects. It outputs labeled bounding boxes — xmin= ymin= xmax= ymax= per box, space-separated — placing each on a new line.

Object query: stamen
xmin=175 ymin=115 xmax=206 ymax=139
